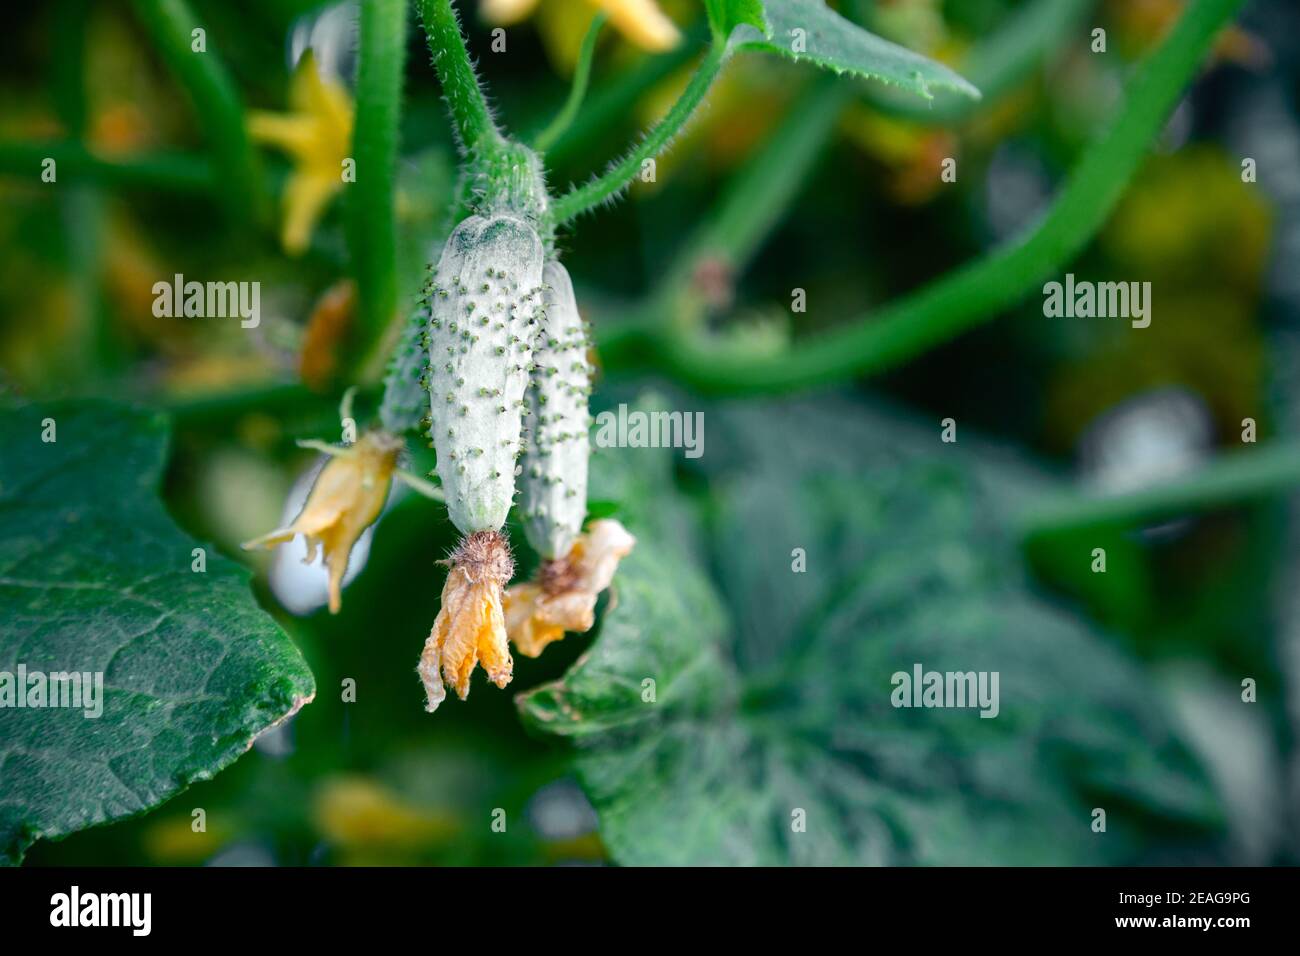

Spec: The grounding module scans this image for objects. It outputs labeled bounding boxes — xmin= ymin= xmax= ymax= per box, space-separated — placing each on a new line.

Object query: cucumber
xmin=519 ymin=260 xmax=591 ymax=560
xmin=425 ymin=214 xmax=544 ymax=533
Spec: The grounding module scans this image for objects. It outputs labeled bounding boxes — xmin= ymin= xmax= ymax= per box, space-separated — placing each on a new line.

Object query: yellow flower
xmin=312 ymin=775 xmax=458 ymax=852
xmin=243 ymin=430 xmax=401 ymax=614
xmin=483 ymin=0 xmax=681 ymax=54
xmin=419 ymin=531 xmax=516 ymax=712
xmin=248 ymin=52 xmax=354 ymax=256
xmin=505 ymin=519 xmax=636 ymax=658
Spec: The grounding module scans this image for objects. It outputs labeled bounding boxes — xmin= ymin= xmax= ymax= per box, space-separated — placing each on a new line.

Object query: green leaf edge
xmin=0 ymin=401 xmax=317 ymax=865
xmin=727 ymin=1 xmax=981 ymax=103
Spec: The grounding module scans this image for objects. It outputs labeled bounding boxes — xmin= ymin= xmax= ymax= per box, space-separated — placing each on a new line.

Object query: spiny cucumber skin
xmin=519 ymin=260 xmax=591 ymax=560
xmin=378 ymin=302 xmax=432 ymax=435
xmin=426 ymin=215 xmax=544 ymax=534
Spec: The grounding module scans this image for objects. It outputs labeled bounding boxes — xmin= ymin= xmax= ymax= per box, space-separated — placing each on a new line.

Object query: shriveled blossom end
xmin=419 ymin=530 xmax=515 ymax=712
xmin=242 ymin=430 xmax=402 ymax=614
xmin=504 ymin=518 xmax=636 ymax=658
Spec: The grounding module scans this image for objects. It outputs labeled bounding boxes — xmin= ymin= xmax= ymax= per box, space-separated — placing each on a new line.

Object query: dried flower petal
xmin=505 ymin=519 xmax=635 ymax=658
xmin=574 ymin=518 xmax=637 ymax=594
xmin=243 ymin=430 xmax=401 ymax=614
xmin=419 ymin=530 xmax=515 ymax=712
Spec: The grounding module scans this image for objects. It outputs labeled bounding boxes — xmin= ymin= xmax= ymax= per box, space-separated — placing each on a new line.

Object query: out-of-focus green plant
xmin=345 ymin=0 xmax=408 ymax=379
xmin=518 ymin=394 xmax=1226 ymax=865
xmin=0 ymin=0 xmax=985 ymax=862
xmin=5 ymin=0 xmax=1296 ymax=868
xmin=600 ymin=0 xmax=1250 ymax=394
xmin=130 ymin=0 xmax=266 ymax=224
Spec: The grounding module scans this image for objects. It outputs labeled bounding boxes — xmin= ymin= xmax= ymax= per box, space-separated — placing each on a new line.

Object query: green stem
xmin=54 ymin=0 xmax=102 ymax=381
xmin=1019 ymin=443 xmax=1300 ymax=541
xmin=346 ymin=0 xmax=408 ymax=382
xmin=162 ymin=382 xmax=322 ymax=427
xmin=534 ymin=12 xmax=607 ymax=153
xmin=550 ymin=41 xmax=727 ymax=225
xmin=633 ymin=0 xmax=1244 ymax=394
xmin=416 ymin=0 xmax=503 ymax=155
xmin=0 ymin=141 xmax=215 ymax=192
xmin=131 ymin=0 xmax=264 ymax=224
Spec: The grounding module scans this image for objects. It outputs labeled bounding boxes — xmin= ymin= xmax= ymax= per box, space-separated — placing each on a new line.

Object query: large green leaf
xmin=518 ymin=395 xmax=1221 ymax=864
xmin=723 ymin=0 xmax=979 ymax=102
xmin=0 ymin=403 xmax=315 ymax=864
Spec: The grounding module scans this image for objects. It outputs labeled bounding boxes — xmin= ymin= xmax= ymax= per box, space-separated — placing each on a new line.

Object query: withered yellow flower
xmin=243 ymin=430 xmax=402 ymax=614
xmin=505 ymin=519 xmax=636 ymax=658
xmin=483 ymin=0 xmax=681 ymax=54
xmin=248 ymin=52 xmax=354 ymax=256
xmin=419 ymin=531 xmax=515 ymax=712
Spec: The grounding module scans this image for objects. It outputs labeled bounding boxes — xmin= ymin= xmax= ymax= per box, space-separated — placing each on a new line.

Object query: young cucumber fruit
xmin=426 ymin=214 xmax=544 ymax=534
xmin=519 ymin=260 xmax=591 ymax=560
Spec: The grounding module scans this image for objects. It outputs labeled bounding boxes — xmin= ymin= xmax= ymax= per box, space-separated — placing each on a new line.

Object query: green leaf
xmin=518 ymin=396 xmax=1220 ymax=864
xmin=730 ymin=0 xmax=979 ymax=102
xmin=0 ymin=403 xmax=315 ymax=864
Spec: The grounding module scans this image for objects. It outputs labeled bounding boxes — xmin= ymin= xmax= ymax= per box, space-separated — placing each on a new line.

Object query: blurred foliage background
xmin=3 ymin=0 xmax=1300 ymax=865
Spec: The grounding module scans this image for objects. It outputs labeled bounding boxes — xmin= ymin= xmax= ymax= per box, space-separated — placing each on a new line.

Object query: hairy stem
xmin=416 ymin=0 xmax=503 ymax=155
xmin=550 ymin=41 xmax=727 ymax=225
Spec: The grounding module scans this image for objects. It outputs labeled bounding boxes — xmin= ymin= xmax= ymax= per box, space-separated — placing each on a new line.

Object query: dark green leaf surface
xmin=518 ymin=395 xmax=1220 ymax=864
xmin=0 ymin=403 xmax=315 ymax=864
xmin=730 ymin=0 xmax=980 ymax=101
